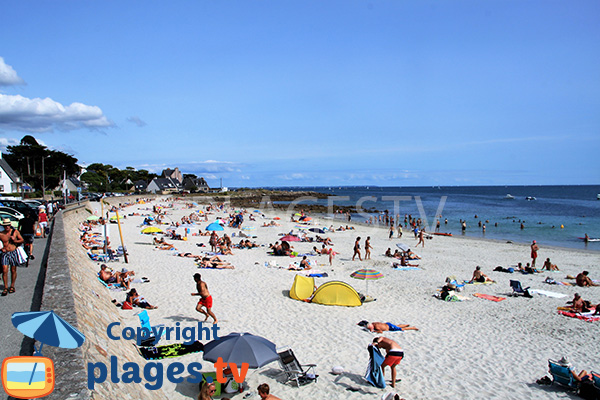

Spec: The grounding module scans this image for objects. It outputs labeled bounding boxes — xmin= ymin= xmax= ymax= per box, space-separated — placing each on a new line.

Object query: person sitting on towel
xmin=358 ymin=320 xmax=418 ymax=332
xmin=469 ymin=266 xmax=494 ymax=283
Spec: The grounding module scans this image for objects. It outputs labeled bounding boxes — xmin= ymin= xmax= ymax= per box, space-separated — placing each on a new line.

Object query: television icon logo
xmin=1 ymin=356 xmax=55 ymax=399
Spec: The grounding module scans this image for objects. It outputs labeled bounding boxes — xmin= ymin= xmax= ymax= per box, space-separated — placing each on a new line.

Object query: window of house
xmin=0 ymin=185 xmax=4 ymax=192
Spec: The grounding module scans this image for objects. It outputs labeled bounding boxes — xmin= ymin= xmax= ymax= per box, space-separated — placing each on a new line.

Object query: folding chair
xmin=548 ymin=359 xmax=579 ymax=391
xmin=136 ymin=310 xmax=165 ymax=346
xmin=278 ymin=348 xmax=317 ymax=387
xmin=510 ymin=280 xmax=532 ymax=297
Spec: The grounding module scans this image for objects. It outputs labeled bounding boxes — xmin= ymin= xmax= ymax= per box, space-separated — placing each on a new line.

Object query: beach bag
xmin=35 ymin=226 xmax=43 ymax=237
xmin=16 ymin=246 xmax=28 ymax=264
xmin=122 ymin=301 xmax=133 ymax=310
xmin=578 ymin=380 xmax=596 ymax=400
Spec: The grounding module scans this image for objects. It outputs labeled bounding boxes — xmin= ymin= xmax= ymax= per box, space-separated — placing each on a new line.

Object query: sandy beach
xmin=68 ymin=196 xmax=598 ymax=400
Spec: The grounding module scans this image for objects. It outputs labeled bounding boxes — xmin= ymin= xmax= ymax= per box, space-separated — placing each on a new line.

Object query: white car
xmin=0 ymin=207 xmax=24 ymax=220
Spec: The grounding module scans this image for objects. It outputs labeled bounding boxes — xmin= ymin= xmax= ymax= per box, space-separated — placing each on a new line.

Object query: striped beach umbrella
xmin=350 ymin=268 xmax=384 ymax=296
xmin=11 ymin=311 xmax=85 ymax=354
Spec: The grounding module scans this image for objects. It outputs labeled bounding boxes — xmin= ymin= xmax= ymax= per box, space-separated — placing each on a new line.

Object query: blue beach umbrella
xmin=206 ymin=222 xmax=224 ymax=231
xmin=11 ymin=311 xmax=85 ymax=354
xmin=203 ymin=332 xmax=278 ymax=369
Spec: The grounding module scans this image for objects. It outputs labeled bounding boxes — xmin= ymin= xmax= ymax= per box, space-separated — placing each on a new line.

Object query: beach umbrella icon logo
xmin=1 ymin=311 xmax=86 ymax=399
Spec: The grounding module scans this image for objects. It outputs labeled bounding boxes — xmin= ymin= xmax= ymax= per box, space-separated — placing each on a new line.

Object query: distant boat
xmin=504 ymin=194 xmax=515 ymax=199
xmin=525 ymin=196 xmax=536 ymax=201
xmin=597 ymin=194 xmax=600 ymax=200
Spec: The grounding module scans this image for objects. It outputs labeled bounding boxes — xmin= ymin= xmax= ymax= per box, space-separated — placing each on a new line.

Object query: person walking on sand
xmin=373 ymin=337 xmax=404 ymax=388
xmin=530 ymin=240 xmax=539 ymax=269
xmin=353 ymin=237 xmax=362 ymax=261
xmin=365 ymin=237 xmax=373 ymax=260
xmin=192 ymin=273 xmax=218 ymax=324
xmin=417 ymin=229 xmax=425 ymax=247
xmin=397 ymin=224 xmax=402 ymax=238
xmin=389 ymin=225 xmax=394 ymax=240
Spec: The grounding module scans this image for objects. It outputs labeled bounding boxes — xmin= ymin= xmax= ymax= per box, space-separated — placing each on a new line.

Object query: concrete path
xmin=0 ymin=233 xmax=49 ymax=400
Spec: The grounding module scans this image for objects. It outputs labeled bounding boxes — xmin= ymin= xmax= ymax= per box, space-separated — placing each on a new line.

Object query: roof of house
xmin=150 ymin=177 xmax=181 ymax=190
xmin=0 ymin=159 xmax=20 ymax=182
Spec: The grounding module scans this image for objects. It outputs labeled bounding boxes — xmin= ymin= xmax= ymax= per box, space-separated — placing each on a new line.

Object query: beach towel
xmin=464 ymin=280 xmax=495 ymax=285
xmin=557 ymin=309 xmax=599 ymax=322
xmin=365 ymin=344 xmax=385 ymax=388
xmin=473 ymin=293 xmax=506 ymax=302
xmin=392 ymin=265 xmax=420 ymax=271
xmin=528 ymin=289 xmax=567 ymax=298
xmin=136 ymin=341 xmax=204 ymax=360
xmin=97 ymin=276 xmax=124 ymax=291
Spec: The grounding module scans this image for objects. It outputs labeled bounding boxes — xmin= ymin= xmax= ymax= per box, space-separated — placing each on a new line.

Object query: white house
xmin=0 ymin=153 xmax=21 ymax=194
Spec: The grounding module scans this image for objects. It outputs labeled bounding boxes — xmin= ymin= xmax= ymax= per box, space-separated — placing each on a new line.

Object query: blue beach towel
xmin=365 ymin=344 xmax=385 ymax=388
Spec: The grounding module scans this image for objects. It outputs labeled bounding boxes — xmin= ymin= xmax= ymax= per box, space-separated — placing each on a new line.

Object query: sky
xmin=1 ymin=1 xmax=599 ymax=188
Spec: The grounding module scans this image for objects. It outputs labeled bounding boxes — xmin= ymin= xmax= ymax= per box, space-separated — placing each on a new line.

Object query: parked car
xmin=0 ymin=213 xmax=20 ymax=228
xmin=0 ymin=206 xmax=25 ymax=219
xmin=0 ymin=199 xmax=38 ymax=216
xmin=23 ymin=199 xmax=43 ymax=207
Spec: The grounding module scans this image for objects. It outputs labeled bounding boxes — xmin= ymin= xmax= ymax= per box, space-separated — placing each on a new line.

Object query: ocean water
xmin=270 ymin=185 xmax=600 ymax=250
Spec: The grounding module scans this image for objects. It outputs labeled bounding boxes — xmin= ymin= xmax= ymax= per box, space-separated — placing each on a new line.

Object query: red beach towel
xmin=473 ymin=293 xmax=506 ymax=302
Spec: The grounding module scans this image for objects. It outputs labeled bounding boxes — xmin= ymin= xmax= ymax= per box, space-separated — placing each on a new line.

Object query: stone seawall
xmin=43 ymin=199 xmax=169 ymax=399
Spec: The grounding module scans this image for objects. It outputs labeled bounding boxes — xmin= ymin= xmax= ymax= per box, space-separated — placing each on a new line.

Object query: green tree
xmin=4 ymin=136 xmax=79 ymax=192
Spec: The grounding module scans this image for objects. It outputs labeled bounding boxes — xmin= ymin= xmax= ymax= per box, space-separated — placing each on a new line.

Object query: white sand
xmin=82 ymin=197 xmax=599 ymax=400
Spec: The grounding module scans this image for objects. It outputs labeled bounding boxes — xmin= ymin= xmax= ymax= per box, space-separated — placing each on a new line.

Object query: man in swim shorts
xmin=358 ymin=320 xmax=418 ymax=333
xmin=530 ymin=240 xmax=539 ymax=268
xmin=373 ymin=337 xmax=404 ymax=388
xmin=192 ymin=273 xmax=218 ymax=323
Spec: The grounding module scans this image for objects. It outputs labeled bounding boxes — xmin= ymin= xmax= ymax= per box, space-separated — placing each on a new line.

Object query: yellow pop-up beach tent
xmin=289 ymin=275 xmax=315 ymax=301
xmin=311 ymin=281 xmax=362 ymax=307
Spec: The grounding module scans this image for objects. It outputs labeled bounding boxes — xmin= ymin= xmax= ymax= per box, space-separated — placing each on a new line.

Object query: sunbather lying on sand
xmin=358 ymin=320 xmax=418 ymax=332
xmin=126 ymin=288 xmax=157 ymax=309
xmin=197 ymin=259 xmax=235 ymax=269
xmin=99 ymin=264 xmax=132 ymax=289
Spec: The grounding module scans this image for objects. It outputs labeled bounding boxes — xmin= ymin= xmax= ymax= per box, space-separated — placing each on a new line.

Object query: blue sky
xmin=1 ymin=1 xmax=599 ymax=188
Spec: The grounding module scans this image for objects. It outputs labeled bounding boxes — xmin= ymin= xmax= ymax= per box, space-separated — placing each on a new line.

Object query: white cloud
xmin=0 ymin=94 xmax=113 ymax=132
xmin=0 ymin=137 xmax=20 ymax=153
xmin=126 ymin=116 xmax=147 ymax=127
xmin=0 ymin=57 xmax=25 ymax=87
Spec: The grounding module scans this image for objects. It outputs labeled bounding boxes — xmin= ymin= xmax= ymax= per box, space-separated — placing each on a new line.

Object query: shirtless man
xmin=192 ymin=273 xmax=218 ymax=323
xmin=570 ymin=293 xmax=585 ymax=312
xmin=469 ymin=266 xmax=494 ymax=283
xmin=98 ymin=264 xmax=131 ymax=289
xmin=373 ymin=337 xmax=404 ymax=388
xmin=358 ymin=320 xmax=418 ymax=332
xmin=365 ymin=237 xmax=372 ymax=260
xmin=530 ymin=240 xmax=539 ymax=269
xmin=352 ymin=237 xmax=362 ymax=261
xmin=0 ymin=219 xmax=24 ymax=296
xmin=576 ymin=271 xmax=598 ymax=287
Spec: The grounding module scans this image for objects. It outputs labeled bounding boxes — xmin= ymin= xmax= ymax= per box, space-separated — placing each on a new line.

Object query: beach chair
xmin=88 ymin=252 xmax=110 ymax=262
xmin=277 ymin=348 xmax=318 ymax=387
xmin=548 ymin=359 xmax=579 ymax=391
xmin=510 ymin=280 xmax=532 ymax=297
xmin=136 ymin=310 xmax=165 ymax=346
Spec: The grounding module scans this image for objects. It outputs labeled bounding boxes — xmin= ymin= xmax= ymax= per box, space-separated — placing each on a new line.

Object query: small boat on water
xmin=525 ymin=196 xmax=536 ymax=201
xmin=504 ymin=194 xmax=515 ymax=199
